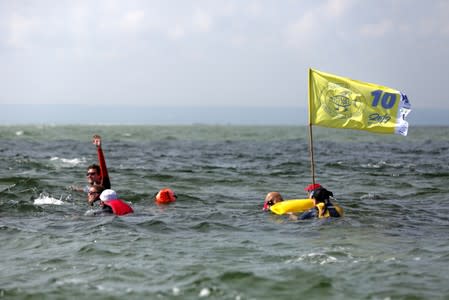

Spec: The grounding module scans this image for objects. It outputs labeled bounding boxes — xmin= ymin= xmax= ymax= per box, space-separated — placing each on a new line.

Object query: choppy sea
xmin=1 ymin=125 xmax=448 ymax=299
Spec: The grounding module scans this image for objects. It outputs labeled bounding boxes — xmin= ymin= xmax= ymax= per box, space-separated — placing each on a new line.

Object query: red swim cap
xmin=154 ymin=188 xmax=176 ymax=204
xmin=304 ymin=183 xmax=321 ymax=192
xmin=262 ymin=201 xmax=269 ymax=211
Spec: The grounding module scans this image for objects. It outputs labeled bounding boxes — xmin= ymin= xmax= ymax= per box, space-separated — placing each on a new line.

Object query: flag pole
xmin=307 ymin=68 xmax=316 ymax=185
xmin=308 ymin=123 xmax=316 ymax=185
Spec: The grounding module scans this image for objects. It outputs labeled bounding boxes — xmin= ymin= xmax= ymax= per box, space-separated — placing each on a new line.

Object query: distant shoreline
xmin=2 ymin=104 xmax=446 ymax=126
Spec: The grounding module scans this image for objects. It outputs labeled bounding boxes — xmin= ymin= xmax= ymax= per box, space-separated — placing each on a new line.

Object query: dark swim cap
xmin=310 ymin=187 xmax=333 ymax=202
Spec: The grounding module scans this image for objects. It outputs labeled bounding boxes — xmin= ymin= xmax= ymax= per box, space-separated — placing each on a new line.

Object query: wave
xmin=50 ymin=156 xmax=86 ymax=167
xmin=34 ymin=194 xmax=65 ymax=206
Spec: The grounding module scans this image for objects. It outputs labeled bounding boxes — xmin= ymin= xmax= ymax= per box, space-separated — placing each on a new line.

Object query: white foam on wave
xmin=286 ymin=246 xmax=354 ymax=265
xmin=34 ymin=194 xmax=64 ymax=205
xmin=199 ymin=287 xmax=211 ymax=297
xmin=84 ymin=209 xmax=96 ymax=216
xmin=361 ymin=160 xmax=404 ymax=169
xmin=360 ymin=193 xmax=380 ymax=200
xmin=54 ymin=277 xmax=85 ymax=286
xmin=293 ymin=252 xmax=338 ymax=265
xmin=50 ymin=156 xmax=86 ymax=166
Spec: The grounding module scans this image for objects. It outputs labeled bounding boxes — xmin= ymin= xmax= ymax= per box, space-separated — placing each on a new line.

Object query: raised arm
xmin=92 ymin=135 xmax=111 ymax=189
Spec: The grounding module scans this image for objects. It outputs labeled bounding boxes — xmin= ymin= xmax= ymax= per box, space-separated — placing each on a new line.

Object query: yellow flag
xmin=308 ymin=68 xmax=411 ymax=136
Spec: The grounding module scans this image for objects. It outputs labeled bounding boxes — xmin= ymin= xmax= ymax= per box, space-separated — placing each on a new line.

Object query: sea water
xmin=1 ymin=125 xmax=448 ymax=299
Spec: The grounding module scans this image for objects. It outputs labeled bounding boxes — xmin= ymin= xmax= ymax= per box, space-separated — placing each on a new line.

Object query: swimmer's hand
xmin=68 ymin=185 xmax=83 ymax=192
xmin=92 ymin=135 xmax=101 ymax=147
xmin=287 ymin=212 xmax=298 ymax=221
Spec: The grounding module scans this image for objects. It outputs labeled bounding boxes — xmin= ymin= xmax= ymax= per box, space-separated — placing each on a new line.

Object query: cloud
xmin=192 ymin=9 xmax=212 ymax=33
xmin=167 ymin=24 xmax=186 ymax=40
xmin=359 ymin=20 xmax=393 ymax=38
xmin=285 ymin=11 xmax=317 ymax=46
xmin=439 ymin=2 xmax=449 ymax=35
xmin=323 ymin=0 xmax=354 ymax=18
xmin=6 ymin=13 xmax=38 ymax=48
xmin=284 ymin=0 xmax=355 ymax=48
xmin=356 ymin=1 xmax=449 ymax=39
xmin=230 ymin=35 xmax=247 ymax=48
xmin=417 ymin=1 xmax=449 ymax=37
xmin=0 ymin=0 xmax=448 ymax=111
xmin=120 ymin=10 xmax=146 ymax=32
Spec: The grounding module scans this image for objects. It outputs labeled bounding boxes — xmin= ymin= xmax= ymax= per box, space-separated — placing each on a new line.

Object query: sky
xmin=1 ymin=0 xmax=449 ymax=124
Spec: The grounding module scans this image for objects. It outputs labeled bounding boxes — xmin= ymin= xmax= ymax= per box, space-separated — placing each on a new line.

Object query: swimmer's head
xmin=154 ymin=188 xmax=177 ymax=204
xmin=310 ymin=187 xmax=333 ymax=203
xmin=87 ymin=184 xmax=105 ymax=206
xmin=263 ymin=192 xmax=283 ymax=211
xmin=100 ymin=189 xmax=117 ymax=201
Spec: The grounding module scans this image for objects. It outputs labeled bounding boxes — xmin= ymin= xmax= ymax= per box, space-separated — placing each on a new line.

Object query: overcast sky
xmin=1 ymin=0 xmax=449 ymax=111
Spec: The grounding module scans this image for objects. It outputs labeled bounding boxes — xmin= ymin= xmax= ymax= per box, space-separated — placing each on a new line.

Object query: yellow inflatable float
xmin=269 ymin=199 xmax=314 ymax=215
xmin=270 ymin=198 xmax=344 ymax=217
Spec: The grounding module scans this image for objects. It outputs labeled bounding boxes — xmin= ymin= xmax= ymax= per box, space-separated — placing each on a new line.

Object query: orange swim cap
xmin=154 ymin=188 xmax=176 ymax=204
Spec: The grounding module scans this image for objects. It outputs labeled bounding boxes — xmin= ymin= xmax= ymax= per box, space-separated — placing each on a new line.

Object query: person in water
xmin=299 ymin=187 xmax=343 ymax=219
xmin=87 ymin=184 xmax=105 ymax=206
xmin=99 ymin=189 xmax=133 ymax=216
xmin=262 ymin=191 xmax=284 ymax=211
xmin=263 ymin=183 xmax=343 ymax=219
xmin=263 ymin=184 xmax=321 ymax=211
xmin=86 ymin=186 xmax=133 ymax=216
xmin=154 ymin=188 xmax=177 ymax=204
xmin=72 ymin=135 xmax=111 ymax=193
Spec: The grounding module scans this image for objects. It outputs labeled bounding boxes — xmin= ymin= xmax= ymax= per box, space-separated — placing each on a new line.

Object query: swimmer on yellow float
xmin=263 ymin=183 xmax=343 ymax=219
xmin=262 ymin=183 xmax=320 ymax=214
